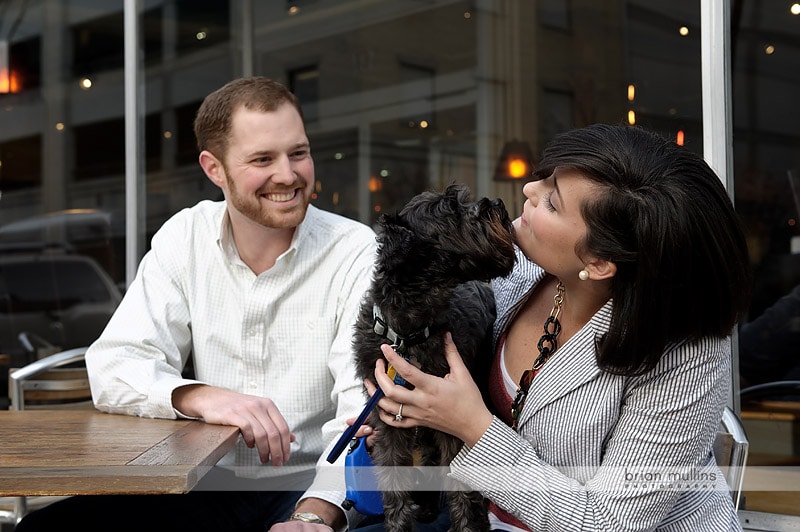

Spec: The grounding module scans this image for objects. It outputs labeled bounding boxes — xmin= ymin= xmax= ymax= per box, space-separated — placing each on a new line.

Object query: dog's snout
xmin=472 ymin=197 xmax=507 ymax=218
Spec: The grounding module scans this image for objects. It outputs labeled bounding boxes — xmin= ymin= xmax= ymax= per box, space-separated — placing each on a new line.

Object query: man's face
xmin=220 ymin=104 xmax=314 ymax=230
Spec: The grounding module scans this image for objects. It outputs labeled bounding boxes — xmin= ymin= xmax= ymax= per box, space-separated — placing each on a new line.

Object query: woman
xmin=366 ymin=124 xmax=751 ymax=531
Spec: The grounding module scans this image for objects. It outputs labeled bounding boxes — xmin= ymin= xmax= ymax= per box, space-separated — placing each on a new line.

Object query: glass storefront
xmin=0 ymin=0 xmax=798 ymax=526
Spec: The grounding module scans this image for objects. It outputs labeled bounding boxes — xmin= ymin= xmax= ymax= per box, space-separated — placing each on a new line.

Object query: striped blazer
xmin=449 ymin=247 xmax=741 ymax=531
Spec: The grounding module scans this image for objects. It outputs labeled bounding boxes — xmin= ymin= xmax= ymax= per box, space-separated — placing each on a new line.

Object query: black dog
xmin=353 ymin=183 xmax=516 ymax=532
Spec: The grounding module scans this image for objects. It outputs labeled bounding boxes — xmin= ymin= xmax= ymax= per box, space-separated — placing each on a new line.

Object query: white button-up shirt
xmin=86 ymin=200 xmax=376 ymax=504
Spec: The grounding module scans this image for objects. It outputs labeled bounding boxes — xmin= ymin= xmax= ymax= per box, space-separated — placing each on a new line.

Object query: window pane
xmin=2 ymin=4 xmax=799 ymax=522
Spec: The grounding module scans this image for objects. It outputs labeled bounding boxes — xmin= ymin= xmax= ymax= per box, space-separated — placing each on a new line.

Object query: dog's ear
xmin=378 ymin=214 xmax=413 ymax=256
xmin=377 ymin=214 xmax=430 ymax=277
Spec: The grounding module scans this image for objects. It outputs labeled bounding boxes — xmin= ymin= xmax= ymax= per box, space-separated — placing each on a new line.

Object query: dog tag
xmin=386 ymin=364 xmax=407 ymax=386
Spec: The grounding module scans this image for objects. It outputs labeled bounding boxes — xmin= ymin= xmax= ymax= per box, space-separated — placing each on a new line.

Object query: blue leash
xmin=326 ymin=387 xmax=383 ymax=463
xmin=326 ymin=365 xmax=407 ymax=463
xmin=329 ymin=305 xmax=423 ymax=464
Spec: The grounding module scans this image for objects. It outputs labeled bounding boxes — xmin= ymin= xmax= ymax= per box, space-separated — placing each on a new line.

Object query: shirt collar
xmin=216 ymin=203 xmax=317 ymax=264
xmin=217 ymin=209 xmax=239 ymax=263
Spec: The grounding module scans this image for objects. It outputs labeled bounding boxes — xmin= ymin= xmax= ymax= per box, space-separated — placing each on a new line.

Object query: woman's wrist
xmin=460 ymin=409 xmax=494 ymax=448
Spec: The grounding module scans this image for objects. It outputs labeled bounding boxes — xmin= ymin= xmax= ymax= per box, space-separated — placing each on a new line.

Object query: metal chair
xmin=1 ymin=347 xmax=91 ymax=527
xmin=8 ymin=347 xmax=91 ymax=410
xmin=741 ymin=381 xmax=800 ymax=403
xmin=715 ymin=405 xmax=749 ymax=510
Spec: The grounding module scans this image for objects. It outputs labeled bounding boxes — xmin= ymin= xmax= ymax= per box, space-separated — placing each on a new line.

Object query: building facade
xmin=0 ymin=0 xmax=798 ymax=526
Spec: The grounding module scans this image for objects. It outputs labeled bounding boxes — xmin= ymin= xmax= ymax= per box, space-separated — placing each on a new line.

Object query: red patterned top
xmin=486 ymin=334 xmax=531 ymax=531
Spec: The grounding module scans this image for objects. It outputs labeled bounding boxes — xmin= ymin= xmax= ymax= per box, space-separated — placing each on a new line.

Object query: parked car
xmin=0 ymin=252 xmax=122 ymax=406
xmin=0 ymin=209 xmax=118 ymax=280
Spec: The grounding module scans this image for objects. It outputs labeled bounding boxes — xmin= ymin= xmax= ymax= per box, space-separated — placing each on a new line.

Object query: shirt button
xmin=249 ymin=328 xmax=257 ymax=336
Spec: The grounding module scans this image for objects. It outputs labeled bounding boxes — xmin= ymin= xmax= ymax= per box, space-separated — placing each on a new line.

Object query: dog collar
xmin=372 ymin=304 xmax=431 ymax=353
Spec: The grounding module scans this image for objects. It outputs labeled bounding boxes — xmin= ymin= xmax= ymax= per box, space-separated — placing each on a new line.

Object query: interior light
xmin=679 ymin=26 xmax=689 ymax=36
xmin=508 ymin=158 xmax=528 ymax=178
xmin=494 ymin=140 xmax=534 ymax=181
xmin=419 ymin=120 xmax=429 ymax=129
xmin=368 ymin=176 xmax=382 ymax=192
xmin=55 ymin=122 xmax=65 ymax=130
xmin=627 ymin=110 xmax=636 ymax=125
xmin=196 ymin=30 xmax=207 ymax=40
xmin=627 ymin=84 xmax=635 ymax=102
xmin=676 ymin=130 xmax=685 ymax=146
xmin=288 ymin=5 xmax=300 ymax=15
xmin=163 ymin=131 xmax=172 ymax=139
xmin=80 ymin=77 xmax=93 ymax=90
xmin=0 ymin=41 xmax=8 ymax=93
xmin=791 ymin=4 xmax=800 ymax=15
xmin=0 ymin=41 xmax=22 ymax=93
xmin=765 ymin=44 xmax=775 ymax=55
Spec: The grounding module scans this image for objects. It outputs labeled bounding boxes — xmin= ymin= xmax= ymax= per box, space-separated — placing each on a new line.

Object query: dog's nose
xmin=491 ymin=198 xmax=504 ymax=208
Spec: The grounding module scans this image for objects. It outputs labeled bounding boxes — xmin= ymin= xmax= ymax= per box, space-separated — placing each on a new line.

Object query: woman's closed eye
xmin=543 ymin=191 xmax=557 ymax=212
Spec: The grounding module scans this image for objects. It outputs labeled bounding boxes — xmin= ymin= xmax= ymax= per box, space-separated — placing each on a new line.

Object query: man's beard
xmin=225 ymin=172 xmax=310 ymax=229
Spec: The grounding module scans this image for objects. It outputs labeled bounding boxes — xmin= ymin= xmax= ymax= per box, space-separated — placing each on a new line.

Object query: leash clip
xmin=390 ymin=340 xmax=407 ymax=354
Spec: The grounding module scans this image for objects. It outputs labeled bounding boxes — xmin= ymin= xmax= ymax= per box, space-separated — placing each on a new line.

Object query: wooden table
xmin=0 ymin=410 xmax=240 ymax=495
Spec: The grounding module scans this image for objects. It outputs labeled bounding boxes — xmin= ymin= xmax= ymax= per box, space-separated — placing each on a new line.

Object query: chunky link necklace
xmin=510 ymin=281 xmax=565 ymax=430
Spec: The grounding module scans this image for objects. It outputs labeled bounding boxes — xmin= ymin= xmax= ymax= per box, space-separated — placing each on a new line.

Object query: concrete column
xmin=40 ymin=0 xmax=68 ymax=213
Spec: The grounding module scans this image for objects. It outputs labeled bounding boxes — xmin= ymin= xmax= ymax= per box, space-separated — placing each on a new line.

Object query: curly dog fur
xmin=353 ymin=184 xmax=516 ymax=532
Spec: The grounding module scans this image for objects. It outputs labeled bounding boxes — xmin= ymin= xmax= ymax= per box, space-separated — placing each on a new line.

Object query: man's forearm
xmin=171 ymin=382 xmax=212 ymax=418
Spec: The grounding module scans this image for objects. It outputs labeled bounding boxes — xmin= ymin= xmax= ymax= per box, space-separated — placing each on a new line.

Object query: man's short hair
xmin=194 ymin=76 xmax=304 ymax=160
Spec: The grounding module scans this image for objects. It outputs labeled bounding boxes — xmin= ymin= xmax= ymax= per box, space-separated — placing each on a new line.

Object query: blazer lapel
xmin=516 ymin=301 xmax=613 ymax=428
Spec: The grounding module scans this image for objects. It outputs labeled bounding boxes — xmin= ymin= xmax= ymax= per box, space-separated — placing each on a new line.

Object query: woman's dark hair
xmin=533 ymin=124 xmax=752 ymax=375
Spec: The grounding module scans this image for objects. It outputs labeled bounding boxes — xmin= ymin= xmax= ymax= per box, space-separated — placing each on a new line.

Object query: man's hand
xmin=172 ymin=384 xmax=295 ymax=466
xmin=345 ymin=413 xmax=377 ymax=448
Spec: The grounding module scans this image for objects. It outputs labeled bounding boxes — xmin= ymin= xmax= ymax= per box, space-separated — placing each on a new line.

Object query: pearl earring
xmin=579 ymin=269 xmax=590 ymax=281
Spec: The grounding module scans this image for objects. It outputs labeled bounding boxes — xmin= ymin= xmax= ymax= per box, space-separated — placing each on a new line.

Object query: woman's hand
xmin=370 ymin=332 xmax=494 ymax=447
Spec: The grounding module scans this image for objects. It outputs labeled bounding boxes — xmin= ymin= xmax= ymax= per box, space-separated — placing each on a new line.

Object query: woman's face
xmin=514 ymin=168 xmax=601 ymax=278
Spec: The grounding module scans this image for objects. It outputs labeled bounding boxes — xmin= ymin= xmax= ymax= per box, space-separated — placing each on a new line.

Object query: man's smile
xmin=263 ymin=189 xmax=298 ymax=202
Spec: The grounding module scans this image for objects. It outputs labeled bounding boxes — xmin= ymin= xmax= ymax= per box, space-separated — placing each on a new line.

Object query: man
xmin=17 ymin=77 xmax=376 ymax=532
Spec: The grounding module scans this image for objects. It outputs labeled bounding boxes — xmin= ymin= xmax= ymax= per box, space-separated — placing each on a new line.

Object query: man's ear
xmin=584 ymin=257 xmax=617 ymax=280
xmin=199 ymin=150 xmax=226 ymax=189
